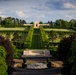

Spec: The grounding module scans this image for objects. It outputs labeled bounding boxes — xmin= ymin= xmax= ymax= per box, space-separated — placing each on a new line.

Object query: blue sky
xmin=0 ymin=0 xmax=76 ymax=22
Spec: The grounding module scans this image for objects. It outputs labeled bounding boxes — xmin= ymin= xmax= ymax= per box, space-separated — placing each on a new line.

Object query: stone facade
xmin=34 ymin=21 xmax=40 ymax=28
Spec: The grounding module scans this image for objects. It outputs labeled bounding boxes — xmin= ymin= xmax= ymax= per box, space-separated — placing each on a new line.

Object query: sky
xmin=0 ymin=0 xmax=76 ymax=23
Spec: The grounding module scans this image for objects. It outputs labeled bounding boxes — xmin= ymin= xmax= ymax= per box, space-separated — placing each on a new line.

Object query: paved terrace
xmin=12 ymin=50 xmax=63 ymax=75
xmin=13 ymin=58 xmax=63 ymax=75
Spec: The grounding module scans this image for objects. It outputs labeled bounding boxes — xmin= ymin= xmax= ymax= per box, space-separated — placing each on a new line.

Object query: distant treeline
xmin=0 ymin=17 xmax=76 ymax=28
xmin=0 ymin=17 xmax=26 ymax=27
xmin=48 ymin=19 xmax=76 ymax=29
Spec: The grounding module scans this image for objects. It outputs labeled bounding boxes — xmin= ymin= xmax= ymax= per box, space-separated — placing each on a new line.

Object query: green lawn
xmin=0 ymin=28 xmax=25 ymax=31
xmin=44 ymin=28 xmax=76 ymax=32
xmin=31 ymin=29 xmax=41 ymax=49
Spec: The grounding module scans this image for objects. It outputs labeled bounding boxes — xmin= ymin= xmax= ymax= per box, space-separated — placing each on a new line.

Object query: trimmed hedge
xmin=24 ymin=25 xmax=34 ymax=48
xmin=40 ymin=26 xmax=48 ymax=48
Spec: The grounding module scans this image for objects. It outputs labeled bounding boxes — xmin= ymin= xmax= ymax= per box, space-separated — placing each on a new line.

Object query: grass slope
xmin=44 ymin=28 xmax=76 ymax=32
xmin=31 ymin=29 xmax=41 ymax=49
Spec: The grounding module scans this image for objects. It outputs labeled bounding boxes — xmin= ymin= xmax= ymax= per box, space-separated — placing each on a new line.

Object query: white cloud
xmin=16 ymin=11 xmax=25 ymax=17
xmin=64 ymin=3 xmax=76 ymax=9
xmin=16 ymin=11 xmax=29 ymax=18
xmin=0 ymin=14 xmax=6 ymax=18
xmin=36 ymin=14 xmax=45 ymax=18
xmin=65 ymin=15 xmax=73 ymax=19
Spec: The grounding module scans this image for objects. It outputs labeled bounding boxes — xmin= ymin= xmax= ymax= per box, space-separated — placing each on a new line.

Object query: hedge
xmin=24 ymin=25 xmax=34 ymax=48
xmin=40 ymin=26 xmax=48 ymax=48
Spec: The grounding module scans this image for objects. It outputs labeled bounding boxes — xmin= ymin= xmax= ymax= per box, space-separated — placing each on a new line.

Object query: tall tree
xmin=22 ymin=20 xmax=26 ymax=24
xmin=62 ymin=37 xmax=76 ymax=75
xmin=69 ymin=19 xmax=76 ymax=27
xmin=39 ymin=21 xmax=43 ymax=24
xmin=0 ymin=17 xmax=2 ymax=25
xmin=55 ymin=19 xmax=62 ymax=27
xmin=30 ymin=22 xmax=34 ymax=24
xmin=0 ymin=46 xmax=7 ymax=75
xmin=49 ymin=30 xmax=57 ymax=44
xmin=0 ymin=46 xmax=7 ymax=59
xmin=57 ymin=35 xmax=75 ymax=61
xmin=0 ymin=36 xmax=13 ymax=64
xmin=7 ymin=17 xmax=13 ymax=27
xmin=14 ymin=18 xmax=18 ymax=26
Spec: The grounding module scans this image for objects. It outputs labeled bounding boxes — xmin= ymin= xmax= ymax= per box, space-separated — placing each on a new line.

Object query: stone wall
xmin=23 ymin=50 xmax=50 ymax=56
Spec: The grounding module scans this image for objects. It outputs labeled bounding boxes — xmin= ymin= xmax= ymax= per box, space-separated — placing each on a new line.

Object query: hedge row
xmin=24 ymin=25 xmax=34 ymax=48
xmin=40 ymin=26 xmax=48 ymax=48
xmin=0 ymin=30 xmax=28 ymax=33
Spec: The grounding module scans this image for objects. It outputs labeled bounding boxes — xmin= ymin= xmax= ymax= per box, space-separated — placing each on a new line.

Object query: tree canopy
xmin=62 ymin=37 xmax=76 ymax=75
xmin=0 ymin=17 xmax=26 ymax=27
xmin=0 ymin=36 xmax=13 ymax=63
xmin=57 ymin=35 xmax=75 ymax=61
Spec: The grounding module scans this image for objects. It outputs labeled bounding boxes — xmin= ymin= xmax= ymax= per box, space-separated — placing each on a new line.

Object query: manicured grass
xmin=0 ymin=27 xmax=30 ymax=32
xmin=44 ymin=28 xmax=76 ymax=32
xmin=31 ymin=29 xmax=41 ymax=49
xmin=0 ymin=28 xmax=25 ymax=31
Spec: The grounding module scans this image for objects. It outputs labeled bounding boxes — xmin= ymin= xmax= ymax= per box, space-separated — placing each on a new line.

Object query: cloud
xmin=16 ymin=11 xmax=25 ymax=18
xmin=0 ymin=14 xmax=6 ymax=18
xmin=16 ymin=11 xmax=28 ymax=18
xmin=63 ymin=3 xmax=76 ymax=9
xmin=0 ymin=0 xmax=76 ymax=22
xmin=65 ymin=15 xmax=73 ymax=19
xmin=36 ymin=15 xmax=45 ymax=18
xmin=45 ymin=0 xmax=76 ymax=10
xmin=45 ymin=0 xmax=64 ymax=10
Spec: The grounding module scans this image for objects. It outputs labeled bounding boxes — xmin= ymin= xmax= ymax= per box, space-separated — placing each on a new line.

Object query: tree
xmin=0 ymin=36 xmax=13 ymax=64
xmin=39 ymin=21 xmax=43 ymax=24
xmin=30 ymin=22 xmax=34 ymax=24
xmin=20 ymin=19 xmax=26 ymax=25
xmin=14 ymin=18 xmax=18 ymax=25
xmin=20 ymin=19 xmax=22 ymax=25
xmin=0 ymin=58 xmax=7 ymax=75
xmin=69 ymin=38 xmax=76 ymax=74
xmin=47 ymin=58 xmax=52 ymax=68
xmin=22 ymin=20 xmax=26 ymax=24
xmin=62 ymin=38 xmax=76 ymax=75
xmin=4 ymin=18 xmax=9 ymax=27
xmin=0 ymin=46 xmax=7 ymax=59
xmin=10 ymin=43 xmax=18 ymax=58
xmin=0 ymin=46 xmax=7 ymax=75
xmin=8 ymin=18 xmax=12 ymax=26
xmin=57 ymin=35 xmax=75 ymax=61
xmin=0 ymin=17 xmax=2 ymax=25
xmin=48 ymin=21 xmax=54 ymax=27
xmin=69 ymin=19 xmax=76 ymax=27
xmin=49 ymin=30 xmax=57 ymax=44
xmin=55 ymin=19 xmax=62 ymax=27
xmin=55 ymin=19 xmax=69 ymax=28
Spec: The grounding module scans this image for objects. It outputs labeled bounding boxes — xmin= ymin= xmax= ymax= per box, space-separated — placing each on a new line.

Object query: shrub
xmin=47 ymin=58 xmax=52 ymax=68
xmin=40 ymin=26 xmax=48 ymax=48
xmin=24 ymin=26 xmax=34 ymax=48
xmin=23 ymin=58 xmax=27 ymax=63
